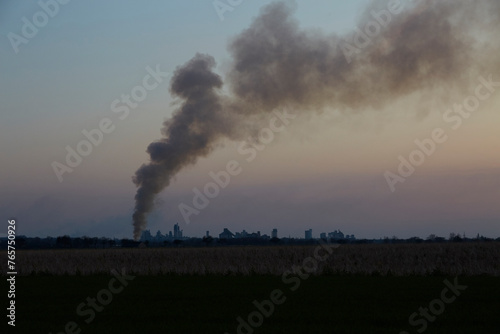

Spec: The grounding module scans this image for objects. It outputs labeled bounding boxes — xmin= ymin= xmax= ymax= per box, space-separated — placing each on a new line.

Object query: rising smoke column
xmin=132 ymin=0 xmax=500 ymax=240
xmin=132 ymin=54 xmax=237 ymax=240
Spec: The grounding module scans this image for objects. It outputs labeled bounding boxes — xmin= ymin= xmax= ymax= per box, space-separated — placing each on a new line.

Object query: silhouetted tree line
xmin=1 ymin=234 xmax=499 ymax=250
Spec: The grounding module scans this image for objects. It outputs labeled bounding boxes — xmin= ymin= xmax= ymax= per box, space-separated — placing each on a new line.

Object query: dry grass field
xmin=3 ymin=242 xmax=499 ymax=276
xmin=5 ymin=243 xmax=500 ymax=333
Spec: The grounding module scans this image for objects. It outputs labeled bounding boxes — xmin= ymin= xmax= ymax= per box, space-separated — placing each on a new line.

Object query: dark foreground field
xmin=6 ymin=274 xmax=500 ymax=334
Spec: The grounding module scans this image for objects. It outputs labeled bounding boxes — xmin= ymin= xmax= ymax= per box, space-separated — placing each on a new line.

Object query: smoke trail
xmin=132 ymin=54 xmax=238 ymax=239
xmin=132 ymin=0 xmax=500 ymax=240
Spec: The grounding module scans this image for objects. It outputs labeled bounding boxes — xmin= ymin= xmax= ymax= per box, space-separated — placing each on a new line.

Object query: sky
xmin=1 ymin=0 xmax=499 ymax=239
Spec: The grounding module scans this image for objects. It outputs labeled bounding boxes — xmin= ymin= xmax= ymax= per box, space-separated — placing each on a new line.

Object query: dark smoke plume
xmin=132 ymin=54 xmax=237 ymax=240
xmin=132 ymin=0 xmax=500 ymax=240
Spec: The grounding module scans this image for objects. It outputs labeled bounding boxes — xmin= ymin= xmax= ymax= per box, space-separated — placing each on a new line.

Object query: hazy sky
xmin=1 ymin=0 xmax=499 ymax=239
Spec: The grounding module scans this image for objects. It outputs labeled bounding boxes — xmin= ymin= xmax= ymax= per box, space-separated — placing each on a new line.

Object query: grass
xmin=5 ymin=242 xmax=500 ymax=276
xmin=9 ymin=274 xmax=500 ymax=334
xmin=3 ymin=244 xmax=499 ymax=333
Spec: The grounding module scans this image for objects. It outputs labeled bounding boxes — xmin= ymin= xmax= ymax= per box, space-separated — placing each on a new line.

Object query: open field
xmin=7 ymin=275 xmax=500 ymax=334
xmin=3 ymin=243 xmax=500 ymax=333
xmin=2 ymin=242 xmax=500 ymax=276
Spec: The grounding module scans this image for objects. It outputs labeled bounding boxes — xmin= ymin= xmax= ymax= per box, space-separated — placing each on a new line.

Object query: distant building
xmin=173 ymin=223 xmax=182 ymax=239
xmin=305 ymin=229 xmax=312 ymax=240
xmin=235 ymin=230 xmax=263 ymax=238
xmin=272 ymin=229 xmax=278 ymax=238
xmin=206 ymin=231 xmax=210 ymax=237
xmin=328 ymin=230 xmax=344 ymax=240
xmin=219 ymin=228 xmax=234 ymax=239
xmin=320 ymin=232 xmax=327 ymax=239
xmin=235 ymin=230 xmax=248 ymax=238
xmin=325 ymin=230 xmax=356 ymax=241
xmin=140 ymin=230 xmax=152 ymax=242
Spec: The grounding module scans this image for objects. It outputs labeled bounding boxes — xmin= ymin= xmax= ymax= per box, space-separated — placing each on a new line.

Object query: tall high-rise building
xmin=140 ymin=230 xmax=152 ymax=242
xmin=305 ymin=229 xmax=312 ymax=240
xmin=173 ymin=223 xmax=182 ymax=239
xmin=272 ymin=228 xmax=278 ymax=238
